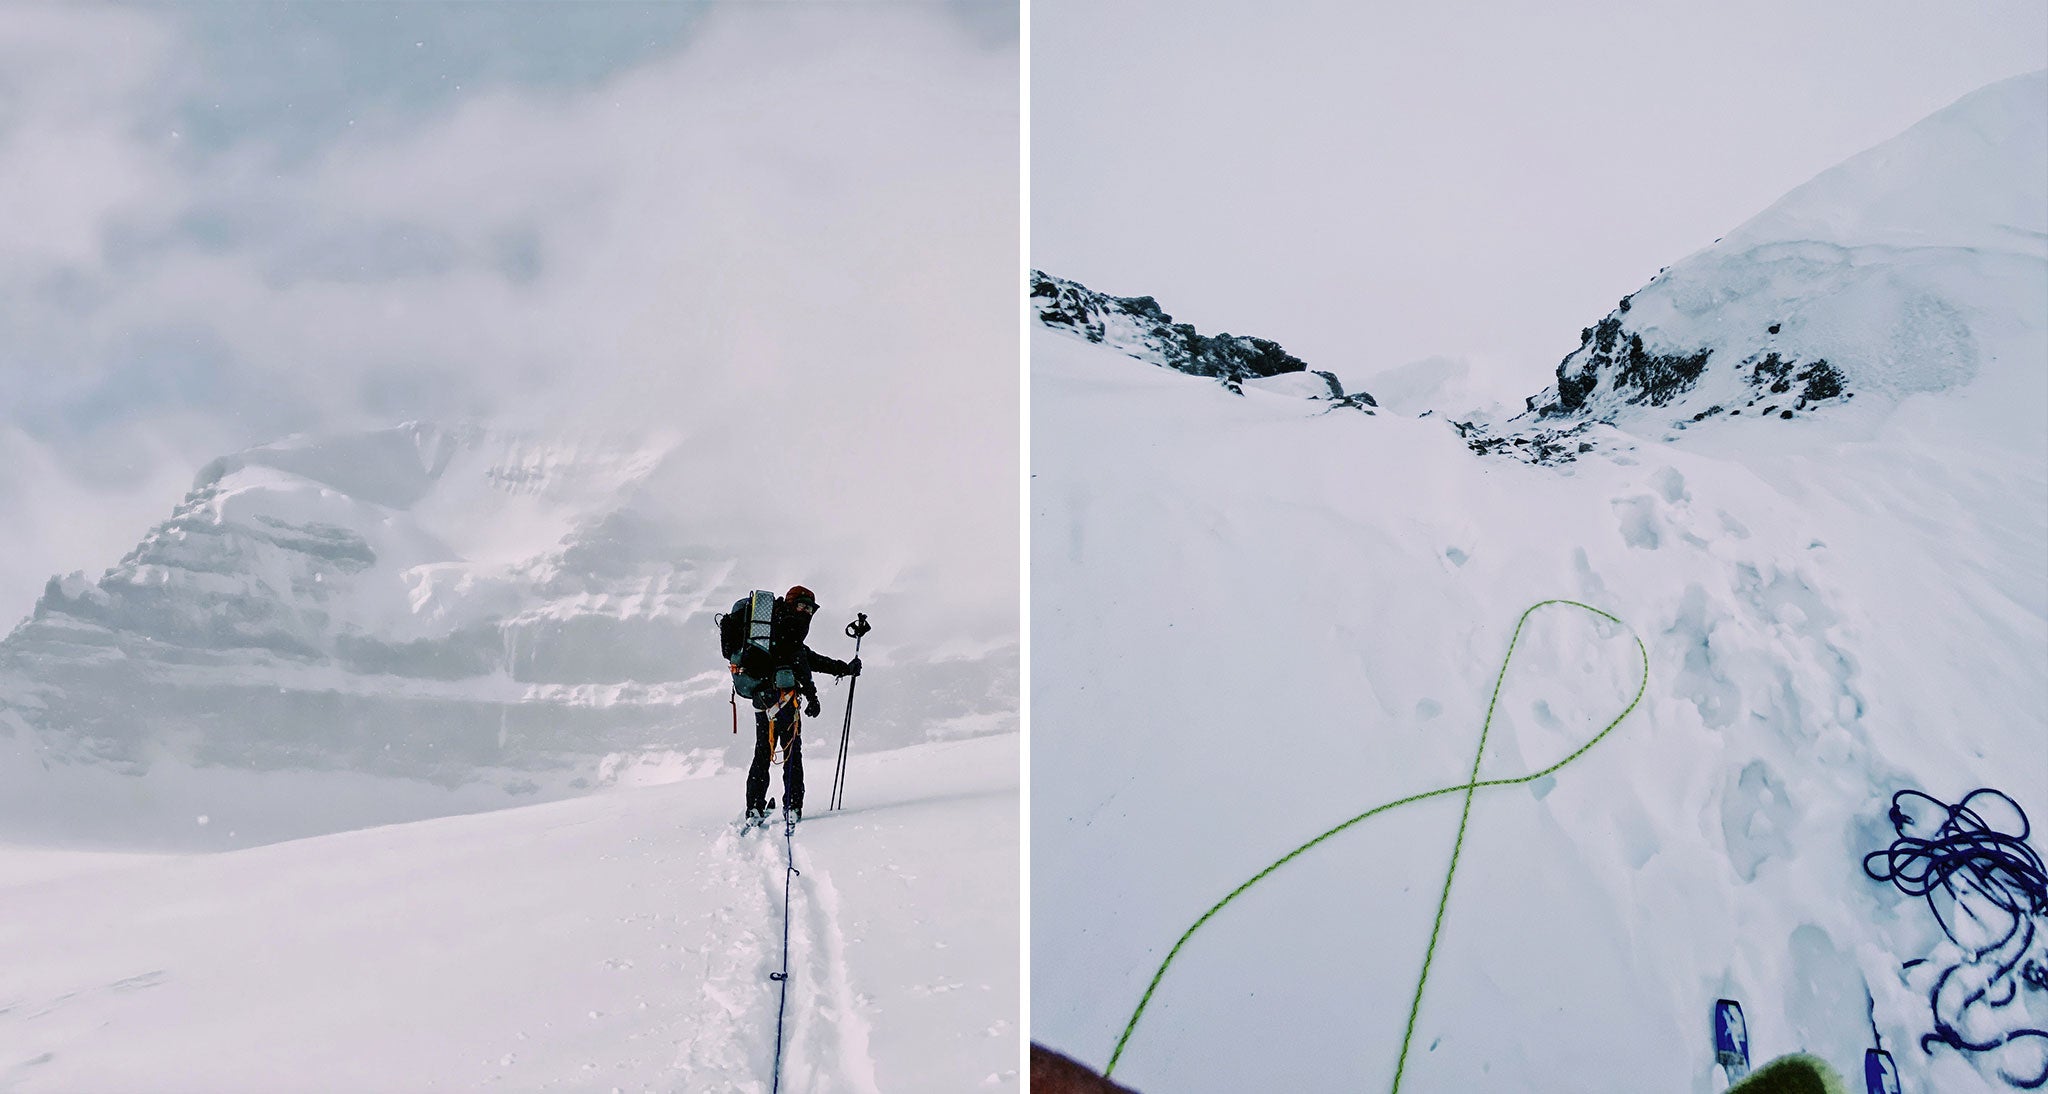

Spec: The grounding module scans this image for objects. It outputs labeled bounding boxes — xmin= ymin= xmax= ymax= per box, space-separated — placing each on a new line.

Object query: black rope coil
xmin=1864 ymin=788 xmax=2048 ymax=1089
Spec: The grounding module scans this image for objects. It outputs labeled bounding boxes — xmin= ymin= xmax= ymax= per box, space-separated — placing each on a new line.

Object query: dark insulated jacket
xmin=758 ymin=597 xmax=855 ymax=707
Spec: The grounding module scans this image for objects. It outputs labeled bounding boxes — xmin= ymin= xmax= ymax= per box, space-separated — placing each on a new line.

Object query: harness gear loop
xmin=767 ymin=688 xmax=802 ymax=766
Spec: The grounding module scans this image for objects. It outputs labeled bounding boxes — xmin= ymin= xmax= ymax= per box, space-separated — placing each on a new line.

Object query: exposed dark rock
xmin=1795 ymin=360 xmax=1844 ymax=403
xmin=1534 ymin=301 xmax=1850 ymax=432
xmin=1741 ymin=352 xmax=1847 ymax=411
xmin=1032 ymin=271 xmax=1378 ymax=409
xmin=1455 ymin=417 xmax=1599 ymax=465
xmin=1545 ymin=312 xmax=1712 ymax=414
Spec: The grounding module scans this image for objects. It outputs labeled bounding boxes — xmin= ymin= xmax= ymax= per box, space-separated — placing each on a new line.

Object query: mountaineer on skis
xmin=718 ymin=585 xmax=861 ymax=825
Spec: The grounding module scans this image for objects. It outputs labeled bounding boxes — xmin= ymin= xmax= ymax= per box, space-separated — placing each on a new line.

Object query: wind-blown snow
xmin=1032 ymin=73 xmax=2046 ymax=1093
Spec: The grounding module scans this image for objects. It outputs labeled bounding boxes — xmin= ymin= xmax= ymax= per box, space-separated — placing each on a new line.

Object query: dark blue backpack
xmin=716 ymin=590 xmax=791 ymax=700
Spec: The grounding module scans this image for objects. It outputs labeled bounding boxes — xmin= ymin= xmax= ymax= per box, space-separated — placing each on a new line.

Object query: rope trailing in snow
xmin=769 ymin=808 xmax=800 ymax=1093
xmin=1863 ymin=788 xmax=2048 ymax=1088
xmin=1104 ymin=600 xmax=1648 ymax=1090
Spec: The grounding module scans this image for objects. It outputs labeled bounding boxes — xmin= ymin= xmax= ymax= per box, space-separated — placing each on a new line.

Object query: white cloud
xmin=0 ymin=8 xmax=186 ymax=269
xmin=0 ymin=4 xmax=1019 ymax=633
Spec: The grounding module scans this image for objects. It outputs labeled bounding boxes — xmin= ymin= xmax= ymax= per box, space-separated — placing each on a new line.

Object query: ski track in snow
xmin=671 ymin=827 xmax=781 ymax=1089
xmin=673 ymin=823 xmax=884 ymax=1094
xmin=0 ymin=734 xmax=1016 ymax=1094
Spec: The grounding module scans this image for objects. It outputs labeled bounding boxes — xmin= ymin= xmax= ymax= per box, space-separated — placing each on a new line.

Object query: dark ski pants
xmin=745 ymin=701 xmax=803 ymax=814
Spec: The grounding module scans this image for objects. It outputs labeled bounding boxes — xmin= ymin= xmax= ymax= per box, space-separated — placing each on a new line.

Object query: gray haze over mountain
xmin=0 ymin=2 xmax=1020 ymax=633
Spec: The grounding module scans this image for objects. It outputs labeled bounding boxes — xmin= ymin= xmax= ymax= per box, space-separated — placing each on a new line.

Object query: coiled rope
xmin=1863 ymin=788 xmax=2048 ymax=1088
xmin=1105 ymin=599 xmax=1649 ymax=1090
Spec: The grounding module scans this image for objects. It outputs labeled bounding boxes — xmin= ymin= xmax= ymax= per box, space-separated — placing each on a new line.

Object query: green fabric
xmin=1728 ymin=1054 xmax=1851 ymax=1094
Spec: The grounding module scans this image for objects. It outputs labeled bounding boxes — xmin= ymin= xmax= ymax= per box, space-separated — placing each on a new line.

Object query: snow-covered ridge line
xmin=1501 ymin=70 xmax=2047 ymax=456
xmin=1030 ymin=270 xmax=1378 ymax=407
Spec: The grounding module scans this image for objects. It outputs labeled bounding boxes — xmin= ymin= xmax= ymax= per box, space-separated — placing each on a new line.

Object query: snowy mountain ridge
xmin=1033 ymin=72 xmax=2046 ymax=471
xmin=1522 ymin=70 xmax=2047 ymax=450
xmin=0 ymin=422 xmax=1016 ymax=848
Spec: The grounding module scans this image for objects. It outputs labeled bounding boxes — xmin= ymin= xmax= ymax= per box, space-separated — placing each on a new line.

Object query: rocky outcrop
xmin=1533 ymin=298 xmax=1854 ymax=428
xmin=1032 ymin=270 xmax=1376 ymax=407
xmin=1497 ymin=75 xmax=2048 ymax=455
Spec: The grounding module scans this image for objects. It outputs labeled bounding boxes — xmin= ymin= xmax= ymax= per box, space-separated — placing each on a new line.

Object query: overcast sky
xmin=0 ymin=2 xmax=1018 ymax=629
xmin=1032 ymin=0 xmax=2047 ymax=392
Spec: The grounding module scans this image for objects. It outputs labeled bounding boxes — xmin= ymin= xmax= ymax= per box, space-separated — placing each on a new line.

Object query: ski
xmin=1712 ymin=999 xmax=1861 ymax=1093
xmin=738 ymin=799 xmax=778 ymax=833
xmin=1864 ymin=1049 xmax=1900 ymax=1094
xmin=1715 ymin=998 xmax=1751 ymax=1084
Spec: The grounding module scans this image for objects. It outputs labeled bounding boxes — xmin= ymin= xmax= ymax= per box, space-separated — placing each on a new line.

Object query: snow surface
xmin=0 ymin=733 xmax=1018 ymax=1092
xmin=1032 ymin=74 xmax=2046 ymax=1093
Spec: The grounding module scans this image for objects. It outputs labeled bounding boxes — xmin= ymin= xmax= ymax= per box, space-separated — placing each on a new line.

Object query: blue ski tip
xmin=1715 ymin=999 xmax=1751 ymax=1077
xmin=1864 ymin=1049 xmax=1900 ymax=1094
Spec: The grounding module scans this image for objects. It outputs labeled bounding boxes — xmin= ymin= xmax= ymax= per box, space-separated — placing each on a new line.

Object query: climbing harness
xmin=829 ymin=613 xmax=872 ymax=811
xmin=769 ymin=805 xmax=800 ymax=1093
xmin=767 ymin=690 xmax=802 ymax=766
xmin=1105 ymin=599 xmax=1648 ymax=1090
xmin=1863 ymin=787 xmax=2048 ymax=1088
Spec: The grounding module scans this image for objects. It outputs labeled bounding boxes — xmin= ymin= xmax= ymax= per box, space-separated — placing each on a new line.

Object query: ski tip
xmin=1863 ymin=1049 xmax=1900 ymax=1094
xmin=1715 ymin=998 xmax=1751 ymax=1079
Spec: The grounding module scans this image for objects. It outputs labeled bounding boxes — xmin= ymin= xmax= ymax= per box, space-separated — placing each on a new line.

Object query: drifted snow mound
xmin=0 ymin=423 xmax=1015 ymax=848
xmin=1516 ymin=70 xmax=2047 ymax=452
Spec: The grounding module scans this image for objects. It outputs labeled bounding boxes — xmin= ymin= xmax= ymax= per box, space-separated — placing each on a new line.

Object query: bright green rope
xmin=1103 ymin=599 xmax=1650 ymax=1088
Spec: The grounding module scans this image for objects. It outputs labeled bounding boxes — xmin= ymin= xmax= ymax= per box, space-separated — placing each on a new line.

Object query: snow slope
xmin=1521 ymin=71 xmax=2046 ymax=451
xmin=1032 ymin=73 xmax=2046 ymax=1093
xmin=0 ymin=733 xmax=1018 ymax=1092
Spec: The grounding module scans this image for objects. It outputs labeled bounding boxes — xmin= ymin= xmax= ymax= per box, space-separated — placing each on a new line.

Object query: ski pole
xmin=829 ymin=612 xmax=870 ymax=811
